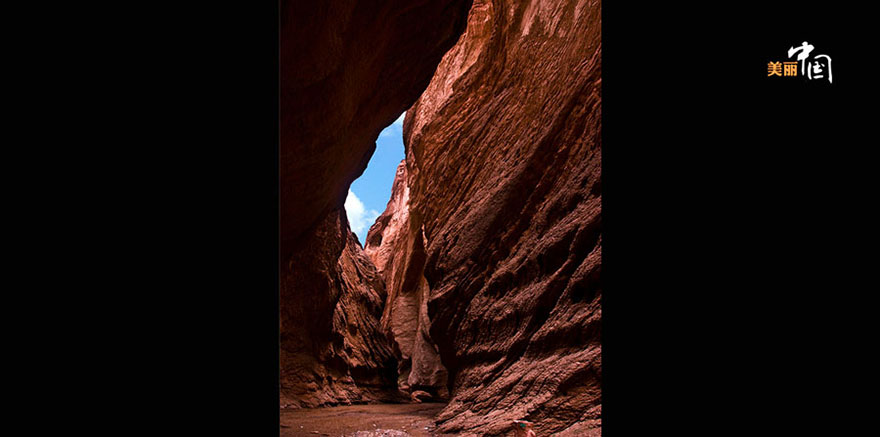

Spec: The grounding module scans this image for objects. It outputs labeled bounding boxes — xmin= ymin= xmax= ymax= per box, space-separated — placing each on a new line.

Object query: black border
xmin=70 ymin=1 xmax=868 ymax=434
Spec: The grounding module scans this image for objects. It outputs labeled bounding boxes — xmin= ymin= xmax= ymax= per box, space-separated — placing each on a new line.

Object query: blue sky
xmin=345 ymin=113 xmax=406 ymax=244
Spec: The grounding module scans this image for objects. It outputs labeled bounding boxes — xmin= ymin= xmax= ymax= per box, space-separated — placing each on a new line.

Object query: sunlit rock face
xmin=365 ymin=162 xmax=450 ymax=399
xmin=380 ymin=0 xmax=603 ymax=434
xmin=279 ymin=0 xmax=473 ymax=408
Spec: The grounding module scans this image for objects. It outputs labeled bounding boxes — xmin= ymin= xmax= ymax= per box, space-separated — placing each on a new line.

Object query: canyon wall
xmin=368 ymin=0 xmax=602 ymax=434
xmin=365 ymin=162 xmax=449 ymax=400
xmin=280 ymin=210 xmax=399 ymax=407
xmin=279 ymin=0 xmax=473 ymax=408
xmin=280 ymin=0 xmax=601 ymax=433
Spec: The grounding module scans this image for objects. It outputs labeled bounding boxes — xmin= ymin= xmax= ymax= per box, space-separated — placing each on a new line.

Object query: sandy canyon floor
xmin=280 ymin=403 xmax=456 ymax=437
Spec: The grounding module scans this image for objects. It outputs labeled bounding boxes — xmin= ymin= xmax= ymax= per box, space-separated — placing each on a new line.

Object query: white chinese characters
xmin=786 ymin=41 xmax=832 ymax=83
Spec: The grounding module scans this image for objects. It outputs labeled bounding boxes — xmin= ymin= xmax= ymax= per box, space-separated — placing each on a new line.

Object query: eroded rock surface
xmin=378 ymin=0 xmax=603 ymax=434
xmin=280 ymin=0 xmax=601 ymax=433
xmin=365 ymin=162 xmax=449 ymax=399
xmin=280 ymin=209 xmax=400 ymax=408
xmin=280 ymin=0 xmax=474 ymax=408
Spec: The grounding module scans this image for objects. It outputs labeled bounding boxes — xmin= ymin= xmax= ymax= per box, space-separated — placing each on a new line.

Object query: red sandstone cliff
xmin=279 ymin=0 xmax=473 ymax=407
xmin=281 ymin=0 xmax=601 ymax=433
xmin=367 ymin=0 xmax=602 ymax=434
xmin=365 ymin=162 xmax=449 ymax=400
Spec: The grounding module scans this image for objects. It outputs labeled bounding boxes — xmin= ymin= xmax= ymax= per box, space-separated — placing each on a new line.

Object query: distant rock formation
xmin=365 ymin=162 xmax=449 ymax=399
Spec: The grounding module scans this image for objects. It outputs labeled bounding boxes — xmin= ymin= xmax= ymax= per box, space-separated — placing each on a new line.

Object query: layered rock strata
xmin=368 ymin=0 xmax=603 ymax=434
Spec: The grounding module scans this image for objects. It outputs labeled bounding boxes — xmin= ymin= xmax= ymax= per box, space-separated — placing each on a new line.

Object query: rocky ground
xmin=280 ymin=403 xmax=453 ymax=437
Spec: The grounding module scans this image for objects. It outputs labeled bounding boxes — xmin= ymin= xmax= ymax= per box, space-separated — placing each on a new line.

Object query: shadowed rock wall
xmin=280 ymin=0 xmax=473 ymax=408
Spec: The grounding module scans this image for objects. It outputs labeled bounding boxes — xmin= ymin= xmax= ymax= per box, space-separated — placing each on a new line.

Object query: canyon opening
xmin=281 ymin=0 xmax=601 ymax=435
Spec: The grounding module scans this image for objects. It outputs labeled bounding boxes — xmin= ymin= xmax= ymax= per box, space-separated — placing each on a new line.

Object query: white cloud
xmin=379 ymin=112 xmax=405 ymax=138
xmin=344 ymin=189 xmax=380 ymax=243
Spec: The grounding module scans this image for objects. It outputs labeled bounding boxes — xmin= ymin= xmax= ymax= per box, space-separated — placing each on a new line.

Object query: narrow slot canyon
xmin=281 ymin=0 xmax=601 ymax=435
